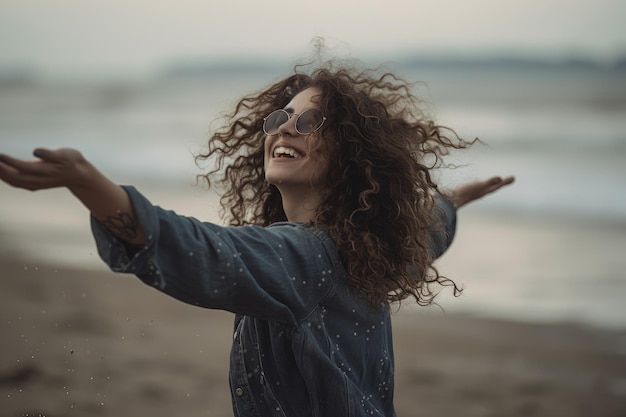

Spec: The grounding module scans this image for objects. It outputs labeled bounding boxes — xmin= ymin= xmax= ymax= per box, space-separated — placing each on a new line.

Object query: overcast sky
xmin=1 ymin=0 xmax=624 ymax=78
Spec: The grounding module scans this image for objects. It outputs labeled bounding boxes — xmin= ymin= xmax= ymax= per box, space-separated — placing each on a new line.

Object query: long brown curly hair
xmin=196 ymin=58 xmax=473 ymax=309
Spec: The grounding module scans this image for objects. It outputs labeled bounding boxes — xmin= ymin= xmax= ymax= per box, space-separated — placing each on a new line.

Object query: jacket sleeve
xmin=429 ymin=195 xmax=457 ymax=258
xmin=90 ymin=186 xmax=338 ymax=325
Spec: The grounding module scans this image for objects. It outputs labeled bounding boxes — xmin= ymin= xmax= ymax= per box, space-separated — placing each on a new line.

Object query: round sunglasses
xmin=262 ymin=108 xmax=326 ymax=136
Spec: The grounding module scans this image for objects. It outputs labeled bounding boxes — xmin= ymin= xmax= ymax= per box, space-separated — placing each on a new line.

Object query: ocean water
xmin=2 ymin=64 xmax=624 ymax=220
xmin=1 ymin=62 xmax=625 ymax=328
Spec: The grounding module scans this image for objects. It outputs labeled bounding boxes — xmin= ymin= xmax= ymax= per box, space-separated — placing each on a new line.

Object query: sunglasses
xmin=262 ymin=108 xmax=326 ymax=136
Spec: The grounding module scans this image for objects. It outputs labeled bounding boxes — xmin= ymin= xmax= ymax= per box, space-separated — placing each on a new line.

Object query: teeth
xmin=273 ymin=146 xmax=302 ymax=158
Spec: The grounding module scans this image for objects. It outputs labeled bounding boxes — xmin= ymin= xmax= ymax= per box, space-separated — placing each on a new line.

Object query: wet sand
xmin=1 ymin=255 xmax=625 ymax=417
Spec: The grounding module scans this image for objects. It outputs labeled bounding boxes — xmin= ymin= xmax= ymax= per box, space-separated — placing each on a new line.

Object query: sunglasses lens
xmin=296 ymin=109 xmax=325 ymax=134
xmin=263 ymin=110 xmax=288 ymax=135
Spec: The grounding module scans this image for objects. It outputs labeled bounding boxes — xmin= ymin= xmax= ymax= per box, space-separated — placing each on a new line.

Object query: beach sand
xmin=1 ymin=255 xmax=625 ymax=417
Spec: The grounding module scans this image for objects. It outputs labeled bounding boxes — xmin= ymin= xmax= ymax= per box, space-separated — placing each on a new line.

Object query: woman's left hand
xmin=451 ymin=176 xmax=515 ymax=209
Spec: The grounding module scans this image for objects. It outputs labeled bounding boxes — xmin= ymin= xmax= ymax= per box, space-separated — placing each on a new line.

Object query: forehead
xmin=284 ymin=87 xmax=322 ymax=111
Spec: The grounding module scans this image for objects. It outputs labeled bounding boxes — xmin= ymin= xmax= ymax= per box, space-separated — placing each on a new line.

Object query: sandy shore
xmin=1 ymin=255 xmax=625 ymax=417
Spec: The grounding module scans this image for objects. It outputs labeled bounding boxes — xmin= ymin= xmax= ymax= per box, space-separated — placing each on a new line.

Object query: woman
xmin=0 ymin=61 xmax=513 ymax=416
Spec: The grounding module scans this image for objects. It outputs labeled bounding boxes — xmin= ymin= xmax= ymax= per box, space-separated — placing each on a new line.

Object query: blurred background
xmin=1 ymin=1 xmax=626 ymax=416
xmin=1 ymin=0 xmax=625 ymax=328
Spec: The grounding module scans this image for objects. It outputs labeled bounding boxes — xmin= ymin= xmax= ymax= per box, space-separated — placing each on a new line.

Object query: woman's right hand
xmin=1 ymin=148 xmax=146 ymax=246
xmin=0 ymin=148 xmax=93 ymax=191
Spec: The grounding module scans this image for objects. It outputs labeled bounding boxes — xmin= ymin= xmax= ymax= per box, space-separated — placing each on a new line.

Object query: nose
xmin=277 ymin=113 xmax=298 ymax=137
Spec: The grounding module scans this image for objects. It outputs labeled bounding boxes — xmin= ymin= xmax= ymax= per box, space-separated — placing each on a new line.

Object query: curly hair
xmin=196 ymin=59 xmax=473 ymax=309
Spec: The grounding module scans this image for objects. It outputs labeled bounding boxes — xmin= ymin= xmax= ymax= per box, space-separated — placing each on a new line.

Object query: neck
xmin=277 ymin=186 xmax=322 ymax=223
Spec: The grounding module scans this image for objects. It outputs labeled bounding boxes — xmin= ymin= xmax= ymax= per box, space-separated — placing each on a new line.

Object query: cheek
xmin=263 ymin=137 xmax=270 ymax=154
xmin=263 ymin=139 xmax=271 ymax=165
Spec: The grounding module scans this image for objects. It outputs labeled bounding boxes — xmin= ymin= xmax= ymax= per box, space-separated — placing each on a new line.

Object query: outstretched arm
xmin=430 ymin=175 xmax=514 ymax=257
xmin=0 ymin=148 xmax=146 ymax=246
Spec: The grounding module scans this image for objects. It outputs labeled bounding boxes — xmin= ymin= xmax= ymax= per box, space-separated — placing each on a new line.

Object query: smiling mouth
xmin=273 ymin=146 xmax=303 ymax=159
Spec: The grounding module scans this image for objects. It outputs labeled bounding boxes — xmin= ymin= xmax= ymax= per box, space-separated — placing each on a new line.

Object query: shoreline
xmin=1 ymin=255 xmax=626 ymax=416
xmin=2 ymin=178 xmax=626 ymax=332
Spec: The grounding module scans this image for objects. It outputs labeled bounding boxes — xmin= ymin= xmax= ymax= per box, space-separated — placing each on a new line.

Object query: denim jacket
xmin=91 ymin=186 xmax=456 ymax=417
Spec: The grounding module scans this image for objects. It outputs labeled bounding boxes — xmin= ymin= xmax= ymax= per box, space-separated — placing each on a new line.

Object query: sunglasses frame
xmin=262 ymin=108 xmax=326 ymax=136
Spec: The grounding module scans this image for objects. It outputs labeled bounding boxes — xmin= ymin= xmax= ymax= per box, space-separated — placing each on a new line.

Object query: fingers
xmin=491 ymin=176 xmax=515 ymax=186
xmin=0 ymin=148 xmax=82 ymax=171
xmin=0 ymin=158 xmax=40 ymax=190
xmin=33 ymin=147 xmax=68 ymax=162
xmin=35 ymin=148 xmax=85 ymax=167
xmin=487 ymin=176 xmax=513 ymax=187
xmin=0 ymin=152 xmax=48 ymax=175
xmin=33 ymin=148 xmax=49 ymax=159
xmin=0 ymin=148 xmax=54 ymax=167
xmin=486 ymin=176 xmax=515 ymax=194
xmin=0 ymin=149 xmax=63 ymax=190
xmin=0 ymin=166 xmax=43 ymax=191
xmin=451 ymin=175 xmax=515 ymax=209
xmin=0 ymin=148 xmax=87 ymax=191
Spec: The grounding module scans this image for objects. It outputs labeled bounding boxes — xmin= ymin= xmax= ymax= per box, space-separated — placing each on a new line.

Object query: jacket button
xmin=235 ymin=387 xmax=244 ymax=397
